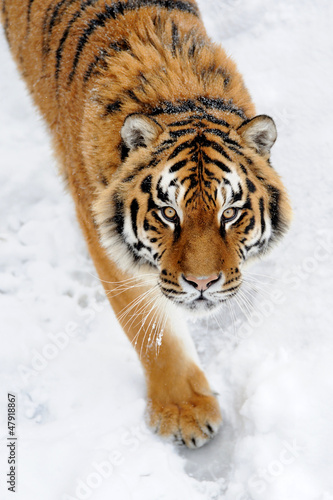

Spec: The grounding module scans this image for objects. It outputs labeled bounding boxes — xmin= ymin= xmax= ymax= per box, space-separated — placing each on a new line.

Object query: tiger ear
xmin=238 ymin=115 xmax=277 ymax=155
xmin=121 ymin=114 xmax=163 ymax=151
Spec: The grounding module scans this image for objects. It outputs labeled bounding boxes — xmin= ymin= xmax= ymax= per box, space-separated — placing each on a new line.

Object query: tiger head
xmin=95 ymin=105 xmax=291 ymax=313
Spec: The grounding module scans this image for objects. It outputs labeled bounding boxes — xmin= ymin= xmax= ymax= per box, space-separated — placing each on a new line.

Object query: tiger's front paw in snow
xmin=147 ymin=392 xmax=222 ymax=449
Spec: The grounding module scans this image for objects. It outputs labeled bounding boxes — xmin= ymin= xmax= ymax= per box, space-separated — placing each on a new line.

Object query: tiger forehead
xmin=153 ymin=127 xmax=246 ymax=209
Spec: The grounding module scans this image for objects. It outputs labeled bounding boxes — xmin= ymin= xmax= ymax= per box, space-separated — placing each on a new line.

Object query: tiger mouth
xmin=160 ymin=287 xmax=240 ymax=312
xmin=184 ymin=297 xmax=223 ymax=312
xmin=157 ymin=273 xmax=242 ymax=312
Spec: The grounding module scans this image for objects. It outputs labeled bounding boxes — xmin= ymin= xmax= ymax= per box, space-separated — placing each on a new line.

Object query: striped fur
xmin=1 ymin=0 xmax=291 ymax=447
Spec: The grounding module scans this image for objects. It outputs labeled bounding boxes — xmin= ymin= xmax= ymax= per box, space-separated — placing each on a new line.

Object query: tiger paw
xmin=147 ymin=393 xmax=222 ymax=448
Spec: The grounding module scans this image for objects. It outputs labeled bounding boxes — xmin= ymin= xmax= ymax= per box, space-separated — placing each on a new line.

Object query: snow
xmin=1 ymin=0 xmax=333 ymax=498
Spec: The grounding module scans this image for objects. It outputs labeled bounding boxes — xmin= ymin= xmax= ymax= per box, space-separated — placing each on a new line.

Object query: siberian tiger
xmin=1 ymin=0 xmax=291 ymax=448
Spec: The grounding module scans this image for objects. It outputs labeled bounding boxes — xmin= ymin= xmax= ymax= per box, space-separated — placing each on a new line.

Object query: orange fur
xmin=1 ymin=0 xmax=291 ymax=447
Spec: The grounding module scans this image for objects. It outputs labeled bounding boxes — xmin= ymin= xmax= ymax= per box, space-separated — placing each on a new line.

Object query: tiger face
xmin=95 ymin=104 xmax=291 ymax=314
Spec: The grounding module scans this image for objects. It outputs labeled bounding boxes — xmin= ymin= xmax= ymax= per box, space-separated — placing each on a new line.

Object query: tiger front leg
xmin=144 ymin=326 xmax=222 ymax=448
xmin=124 ymin=304 xmax=222 ymax=448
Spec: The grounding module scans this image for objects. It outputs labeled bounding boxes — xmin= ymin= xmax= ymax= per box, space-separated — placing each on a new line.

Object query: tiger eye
xmin=222 ymin=207 xmax=239 ymax=222
xmin=161 ymin=207 xmax=178 ymax=222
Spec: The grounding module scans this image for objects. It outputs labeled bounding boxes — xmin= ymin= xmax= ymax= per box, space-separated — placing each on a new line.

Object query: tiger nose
xmin=183 ymin=274 xmax=220 ymax=291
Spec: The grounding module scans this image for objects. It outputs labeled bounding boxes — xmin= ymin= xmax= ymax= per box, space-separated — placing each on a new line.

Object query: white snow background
xmin=0 ymin=0 xmax=333 ymax=499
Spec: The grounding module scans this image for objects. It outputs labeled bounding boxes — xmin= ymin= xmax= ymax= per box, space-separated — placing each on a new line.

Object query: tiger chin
xmin=2 ymin=0 xmax=291 ymax=448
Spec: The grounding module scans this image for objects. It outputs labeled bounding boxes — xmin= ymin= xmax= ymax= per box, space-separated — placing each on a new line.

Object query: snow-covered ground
xmin=1 ymin=0 xmax=333 ymax=498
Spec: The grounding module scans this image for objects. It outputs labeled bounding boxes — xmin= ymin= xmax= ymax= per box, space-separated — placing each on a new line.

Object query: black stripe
xmin=259 ymin=197 xmax=266 ymax=235
xmin=130 ymin=199 xmax=139 ymax=238
xmin=243 ymin=195 xmax=252 ymax=211
xmin=203 ymin=114 xmax=231 ymax=128
xmin=238 ymin=247 xmax=246 ymax=260
xmin=110 ymin=39 xmax=131 ymax=51
xmin=223 ymin=75 xmax=230 ymax=89
xmin=27 ymin=0 xmax=36 ymax=32
xmin=169 ymin=159 xmax=187 ymax=173
xmin=224 ymin=277 xmax=239 ymax=286
xmin=244 ymin=216 xmax=255 ymax=234
xmin=161 ymin=287 xmax=186 ymax=296
xmin=168 ymin=140 xmax=193 ymax=160
xmin=207 ymin=128 xmax=241 ymax=148
xmin=220 ymin=222 xmax=226 ymax=239
xmin=148 ymin=194 xmax=158 ymax=212
xmin=266 ymin=185 xmax=281 ymax=234
xmin=208 ymin=141 xmax=232 ymax=161
xmin=161 ymin=277 xmax=180 ymax=287
xmin=113 ymin=196 xmax=124 ymax=235
xmin=232 ymin=211 xmax=247 ymax=228
xmin=169 ymin=128 xmax=197 ymax=138
xmin=67 ymin=0 xmax=198 ymax=84
xmin=121 ymin=143 xmax=130 ymax=162
xmin=222 ymin=285 xmax=240 ymax=293
xmin=173 ymin=223 xmax=181 ymax=242
xmin=197 ymin=96 xmax=246 ymax=118
xmin=202 ymin=153 xmax=231 ymax=173
xmin=134 ymin=240 xmax=153 ymax=254
xmin=204 ymin=168 xmax=219 ymax=183
xmin=168 ymin=114 xmax=230 ymax=128
xmin=151 ymin=98 xmax=244 ymax=118
xmin=246 ymin=178 xmax=256 ymax=193
xmin=152 ymin=211 xmax=168 ymax=228
xmin=244 ymin=240 xmax=262 ymax=253
xmin=231 ymin=184 xmax=243 ymax=203
xmin=127 ymin=89 xmax=141 ymax=104
xmin=151 ymin=99 xmax=199 ymax=116
xmin=83 ymin=49 xmax=108 ymax=83
xmin=168 ymin=118 xmax=198 ymax=127
xmin=47 ymin=0 xmax=76 ymax=38
xmin=190 ymin=133 xmax=232 ymax=162
xmin=227 ymin=145 xmax=244 ymax=156
xmin=83 ymin=39 xmax=131 ymax=83
xmin=141 ymin=175 xmax=152 ymax=194
xmin=147 ymin=157 xmax=160 ymax=168
xmin=55 ymin=9 xmax=82 ymax=85
xmin=188 ymin=37 xmax=197 ymax=59
xmin=156 ymin=178 xmax=170 ymax=202
xmin=171 ymin=21 xmax=180 ymax=56
xmin=223 ymin=178 xmax=231 ymax=187
xmin=54 ymin=0 xmax=101 ymax=86
xmin=105 ymin=100 xmax=122 ymax=114
xmin=154 ymin=139 xmax=176 ymax=155
xmin=2 ymin=0 xmax=10 ymax=45
xmin=42 ymin=2 xmax=59 ymax=56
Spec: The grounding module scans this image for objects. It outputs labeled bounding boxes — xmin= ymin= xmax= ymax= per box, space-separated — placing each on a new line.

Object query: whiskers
xmin=93 ymin=271 xmax=168 ymax=360
xmin=86 ymin=269 xmax=166 ymax=358
xmin=87 ymin=271 xmax=159 ymax=298
xmin=126 ymin=289 xmax=169 ymax=360
xmin=212 ymin=270 xmax=279 ymax=341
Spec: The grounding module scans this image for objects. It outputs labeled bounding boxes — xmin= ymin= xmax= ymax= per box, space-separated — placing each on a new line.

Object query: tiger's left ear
xmin=121 ymin=114 xmax=163 ymax=151
xmin=237 ymin=115 xmax=277 ymax=155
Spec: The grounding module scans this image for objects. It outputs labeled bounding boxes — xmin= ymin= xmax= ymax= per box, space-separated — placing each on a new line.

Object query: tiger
xmin=1 ymin=0 xmax=291 ymax=448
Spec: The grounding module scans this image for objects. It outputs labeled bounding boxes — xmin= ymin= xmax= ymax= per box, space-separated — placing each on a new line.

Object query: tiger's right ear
xmin=121 ymin=114 xmax=163 ymax=152
xmin=237 ymin=115 xmax=277 ymax=156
